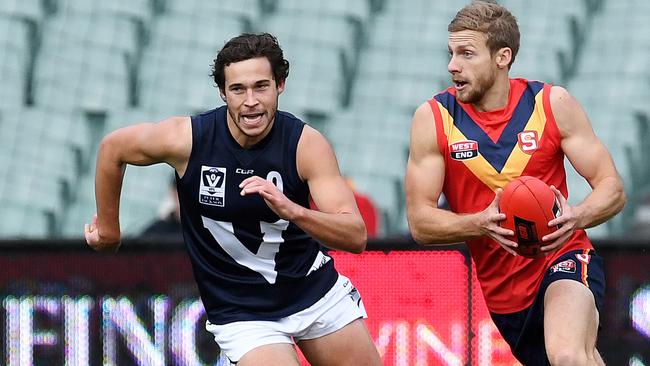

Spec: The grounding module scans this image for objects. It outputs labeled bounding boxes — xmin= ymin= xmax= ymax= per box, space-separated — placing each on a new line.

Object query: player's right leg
xmin=297 ymin=318 xmax=381 ymax=366
xmin=206 ymin=319 xmax=298 ymax=365
xmin=206 ymin=274 xmax=380 ymax=365
xmin=236 ymin=344 xmax=301 ymax=366
xmin=294 ymin=275 xmax=381 ymax=366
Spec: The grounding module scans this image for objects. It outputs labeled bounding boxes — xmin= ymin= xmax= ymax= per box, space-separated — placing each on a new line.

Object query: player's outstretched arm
xmin=541 ymin=86 xmax=626 ymax=250
xmin=295 ymin=126 xmax=367 ymax=253
xmin=84 ymin=116 xmax=192 ymax=252
xmin=405 ymin=102 xmax=517 ymax=250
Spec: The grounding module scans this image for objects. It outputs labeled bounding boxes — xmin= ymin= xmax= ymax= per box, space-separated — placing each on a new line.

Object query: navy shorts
xmin=490 ymin=249 xmax=605 ymax=366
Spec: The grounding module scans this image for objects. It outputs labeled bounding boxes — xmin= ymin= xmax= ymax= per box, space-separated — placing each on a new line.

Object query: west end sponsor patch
xmin=199 ymin=166 xmax=226 ymax=207
xmin=550 ymin=259 xmax=576 ymax=274
xmin=450 ymin=140 xmax=479 ymax=160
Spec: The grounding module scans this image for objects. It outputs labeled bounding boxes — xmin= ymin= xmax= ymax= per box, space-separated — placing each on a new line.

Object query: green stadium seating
xmin=270 ymin=0 xmax=371 ymax=26
xmin=61 ymin=149 xmax=172 ymax=238
xmin=0 ymin=46 xmax=27 ymax=109
xmin=268 ymin=0 xmax=371 ymax=61
xmin=358 ymin=46 xmax=446 ymax=83
xmin=137 ymin=14 xmax=244 ymax=113
xmin=1 ymin=107 xmax=90 ymax=170
xmin=34 ymin=43 xmax=130 ymax=112
xmin=346 ymin=174 xmax=405 ymax=235
xmin=380 ymin=0 xmax=466 ymax=23
xmin=55 ymin=0 xmax=152 ymax=24
xmin=163 ymin=0 xmax=260 ymax=29
xmin=258 ymin=12 xmax=359 ymax=75
xmin=1 ymin=0 xmax=649 ymax=238
xmin=42 ymin=14 xmax=140 ymax=60
xmin=0 ymin=15 xmax=31 ymax=53
xmin=368 ymin=14 xmax=449 ymax=50
xmin=149 ymin=14 xmax=244 ymax=48
xmin=0 ymin=127 xmax=71 ymax=237
xmin=138 ymin=42 xmax=222 ymax=113
xmin=0 ymin=204 xmax=51 ymax=238
xmin=103 ymin=108 xmax=178 ymax=134
xmin=277 ymin=43 xmax=347 ymax=118
xmin=575 ymin=9 xmax=650 ymax=78
xmin=0 ymin=0 xmax=43 ymax=22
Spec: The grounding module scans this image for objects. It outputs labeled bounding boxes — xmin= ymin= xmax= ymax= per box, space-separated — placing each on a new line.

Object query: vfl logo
xmin=450 ymin=140 xmax=479 ymax=160
xmin=517 ymin=131 xmax=539 ymax=154
xmin=199 ymin=166 xmax=226 ymax=207
xmin=550 ymin=259 xmax=577 ymax=274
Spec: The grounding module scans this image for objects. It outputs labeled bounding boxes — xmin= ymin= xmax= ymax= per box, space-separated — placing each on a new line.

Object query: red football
xmin=498 ymin=176 xmax=561 ymax=257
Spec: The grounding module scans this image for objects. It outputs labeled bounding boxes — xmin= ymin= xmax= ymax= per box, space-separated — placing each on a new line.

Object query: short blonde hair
xmin=448 ymin=1 xmax=520 ymax=68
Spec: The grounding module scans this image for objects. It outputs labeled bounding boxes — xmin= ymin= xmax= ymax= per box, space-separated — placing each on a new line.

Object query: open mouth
xmin=241 ymin=113 xmax=264 ymax=125
xmin=453 ymin=80 xmax=469 ymax=90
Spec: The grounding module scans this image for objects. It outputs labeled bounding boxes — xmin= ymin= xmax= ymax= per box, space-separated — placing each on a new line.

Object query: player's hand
xmin=239 ymin=176 xmax=303 ymax=220
xmin=541 ymin=185 xmax=577 ymax=253
xmin=84 ymin=214 xmax=120 ymax=252
xmin=478 ymin=188 xmax=519 ymax=256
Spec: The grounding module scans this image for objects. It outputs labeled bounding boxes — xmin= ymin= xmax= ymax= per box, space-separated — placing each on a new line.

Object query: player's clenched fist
xmin=239 ymin=176 xmax=303 ymax=221
xmin=84 ymin=214 xmax=120 ymax=253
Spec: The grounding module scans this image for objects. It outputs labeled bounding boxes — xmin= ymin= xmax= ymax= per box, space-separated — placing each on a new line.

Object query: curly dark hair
xmin=211 ymin=33 xmax=290 ymax=90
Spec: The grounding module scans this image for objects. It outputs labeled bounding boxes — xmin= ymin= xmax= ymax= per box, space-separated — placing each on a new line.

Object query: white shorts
xmin=206 ymin=274 xmax=367 ymax=364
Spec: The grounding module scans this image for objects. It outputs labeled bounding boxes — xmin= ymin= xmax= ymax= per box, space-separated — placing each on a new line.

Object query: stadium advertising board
xmin=0 ymin=246 xmax=647 ymax=365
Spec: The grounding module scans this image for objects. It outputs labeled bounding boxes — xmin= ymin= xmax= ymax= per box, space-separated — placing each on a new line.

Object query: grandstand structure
xmin=0 ymin=0 xmax=647 ymax=239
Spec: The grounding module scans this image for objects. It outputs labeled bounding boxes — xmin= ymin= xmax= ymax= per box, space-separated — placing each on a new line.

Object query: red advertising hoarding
xmin=0 ymin=245 xmax=647 ymax=365
xmin=331 ymin=251 xmax=520 ymax=366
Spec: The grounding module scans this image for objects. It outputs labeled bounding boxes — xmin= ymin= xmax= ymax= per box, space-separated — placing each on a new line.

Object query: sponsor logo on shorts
xmin=348 ymin=287 xmax=364 ymax=308
xmin=199 ymin=166 xmax=226 ymax=207
xmin=550 ymin=259 xmax=576 ymax=274
xmin=450 ymin=140 xmax=479 ymax=160
xmin=576 ymin=253 xmax=591 ymax=264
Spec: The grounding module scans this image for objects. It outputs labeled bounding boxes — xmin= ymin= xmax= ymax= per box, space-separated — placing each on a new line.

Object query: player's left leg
xmin=297 ymin=318 xmax=382 ymax=366
xmin=544 ymin=279 xmax=604 ymax=366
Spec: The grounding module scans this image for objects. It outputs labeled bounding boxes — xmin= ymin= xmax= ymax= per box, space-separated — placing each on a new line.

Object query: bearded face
xmin=448 ymin=30 xmax=502 ymax=106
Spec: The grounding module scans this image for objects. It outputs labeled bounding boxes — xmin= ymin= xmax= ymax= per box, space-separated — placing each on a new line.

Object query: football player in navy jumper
xmin=85 ymin=33 xmax=382 ymax=366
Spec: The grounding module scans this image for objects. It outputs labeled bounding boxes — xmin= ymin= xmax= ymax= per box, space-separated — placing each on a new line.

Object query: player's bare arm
xmin=294 ymin=125 xmax=367 ymax=253
xmin=405 ymin=102 xmax=517 ymax=253
xmin=84 ymin=116 xmax=192 ymax=252
xmin=541 ymin=86 xmax=626 ymax=251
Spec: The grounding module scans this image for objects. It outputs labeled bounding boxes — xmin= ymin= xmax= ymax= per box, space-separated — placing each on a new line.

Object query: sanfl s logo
xmin=517 ymin=131 xmax=539 ymax=154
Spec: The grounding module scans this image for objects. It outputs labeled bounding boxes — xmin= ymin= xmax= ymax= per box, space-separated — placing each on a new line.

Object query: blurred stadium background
xmin=0 ymin=0 xmax=648 ymax=365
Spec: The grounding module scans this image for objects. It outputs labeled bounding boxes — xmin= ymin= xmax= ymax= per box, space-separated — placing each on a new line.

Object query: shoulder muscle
xmin=410 ymin=101 xmax=440 ymax=161
xmin=549 ymin=85 xmax=593 ymax=138
xmin=296 ymin=125 xmax=339 ymax=181
xmin=103 ymin=115 xmax=192 ymax=173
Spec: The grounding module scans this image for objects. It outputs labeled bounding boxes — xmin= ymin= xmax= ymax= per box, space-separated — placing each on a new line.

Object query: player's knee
xmin=547 ymin=347 xmax=590 ymax=366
